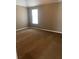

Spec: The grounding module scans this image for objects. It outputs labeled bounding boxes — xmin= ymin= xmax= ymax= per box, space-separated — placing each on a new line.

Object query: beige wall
xmin=16 ymin=5 xmax=28 ymax=29
xmin=28 ymin=2 xmax=62 ymax=32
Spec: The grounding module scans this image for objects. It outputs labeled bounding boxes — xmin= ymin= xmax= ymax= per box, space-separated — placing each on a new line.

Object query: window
xmin=32 ymin=9 xmax=38 ymax=24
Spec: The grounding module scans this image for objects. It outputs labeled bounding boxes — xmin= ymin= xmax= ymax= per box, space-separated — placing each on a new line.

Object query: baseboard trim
xmin=16 ymin=27 xmax=28 ymax=31
xmin=32 ymin=27 xmax=62 ymax=34
xmin=16 ymin=27 xmax=62 ymax=34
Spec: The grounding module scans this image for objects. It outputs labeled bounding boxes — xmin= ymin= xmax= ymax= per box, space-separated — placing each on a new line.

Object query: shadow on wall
xmin=16 ymin=5 xmax=28 ymax=30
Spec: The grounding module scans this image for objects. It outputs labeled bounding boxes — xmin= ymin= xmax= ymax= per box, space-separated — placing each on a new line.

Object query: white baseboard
xmin=16 ymin=27 xmax=28 ymax=31
xmin=16 ymin=27 xmax=62 ymax=34
xmin=32 ymin=27 xmax=62 ymax=34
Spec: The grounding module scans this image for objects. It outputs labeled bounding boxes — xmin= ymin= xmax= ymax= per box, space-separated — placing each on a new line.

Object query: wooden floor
xmin=16 ymin=28 xmax=62 ymax=59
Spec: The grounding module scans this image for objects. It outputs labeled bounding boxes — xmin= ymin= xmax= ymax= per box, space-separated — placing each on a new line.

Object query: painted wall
xmin=28 ymin=2 xmax=62 ymax=32
xmin=16 ymin=5 xmax=28 ymax=29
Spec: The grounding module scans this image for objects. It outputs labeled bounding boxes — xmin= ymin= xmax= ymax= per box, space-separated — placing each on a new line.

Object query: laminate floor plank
xmin=16 ymin=29 xmax=62 ymax=59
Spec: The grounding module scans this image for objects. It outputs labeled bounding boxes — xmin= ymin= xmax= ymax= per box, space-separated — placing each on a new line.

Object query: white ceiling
xmin=16 ymin=0 xmax=61 ymax=7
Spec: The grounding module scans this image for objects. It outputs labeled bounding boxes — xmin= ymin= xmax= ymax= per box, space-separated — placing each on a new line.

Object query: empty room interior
xmin=16 ymin=0 xmax=62 ymax=59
